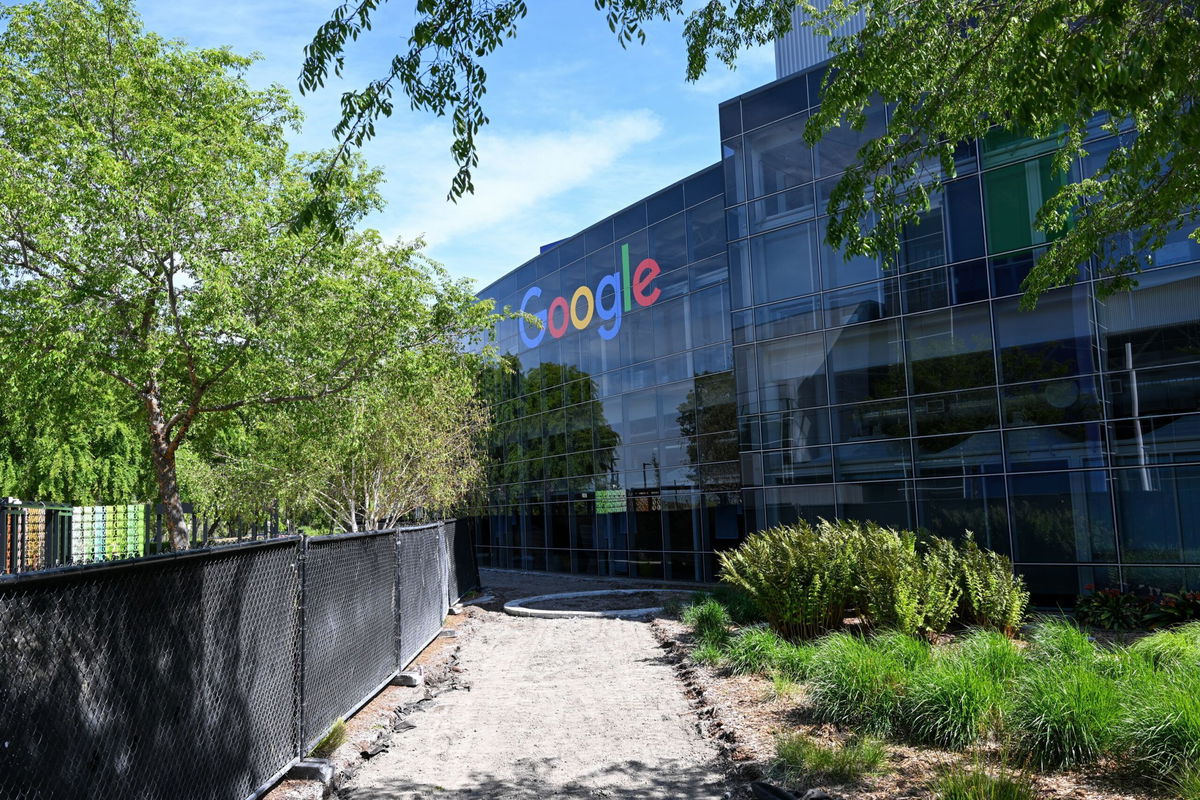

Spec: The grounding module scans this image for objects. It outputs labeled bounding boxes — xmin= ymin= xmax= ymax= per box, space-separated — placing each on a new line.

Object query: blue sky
xmin=137 ymin=1 xmax=776 ymax=289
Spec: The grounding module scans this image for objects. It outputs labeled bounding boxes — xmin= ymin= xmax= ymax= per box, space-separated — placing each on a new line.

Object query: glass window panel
xmin=983 ymin=154 xmax=1073 ymax=254
xmin=584 ymin=219 xmax=614 ymax=253
xmin=763 ymin=485 xmax=837 ymax=528
xmin=1109 ymin=413 xmax=1200 ymax=466
xmin=613 ymin=201 xmax=647 ymax=240
xmin=719 ymin=102 xmax=742 ymax=139
xmin=722 ymin=138 xmax=746 ymax=205
xmin=742 ymin=78 xmax=809 ymax=130
xmin=819 ymin=215 xmax=884 ymax=288
xmin=911 ymin=388 xmax=1000 ymax=436
xmin=689 ymin=283 xmax=731 ymax=348
xmin=980 ymin=127 xmax=1060 ymax=168
xmin=824 ymin=279 xmax=900 ymax=328
xmin=648 ymin=213 xmax=687 ymax=268
xmin=1114 ymin=466 xmax=1200 ymax=563
xmin=827 ymin=318 xmax=906 ymax=403
xmin=756 ymin=332 xmax=828 ymax=412
xmin=995 ymin=286 xmax=1094 ymax=384
xmin=988 ymin=247 xmax=1044 ymax=298
xmin=1008 ymin=470 xmax=1116 ymax=562
xmin=950 ymin=259 xmax=990 ymax=303
xmin=833 ymin=398 xmax=909 ymax=442
xmin=914 ymin=431 xmax=1003 ymax=478
xmin=1106 ymin=364 xmax=1200 ymax=419
xmin=727 ymin=204 xmax=749 ymax=241
xmin=646 ymin=184 xmax=684 ymax=225
xmin=734 ymin=344 xmax=759 ymax=415
xmin=1020 ymin=565 xmax=1118 ymax=606
xmin=655 ymin=265 xmax=690 ymax=302
xmin=814 ymin=102 xmax=887 ymax=178
xmin=687 ymin=196 xmax=726 ymax=262
xmin=749 ymin=185 xmax=816 ymax=234
xmin=622 ymin=390 xmax=658 ymax=442
xmin=1096 ymin=263 xmax=1200 ymax=370
xmin=685 ymin=165 xmax=724 ymax=206
xmin=1004 ymin=422 xmax=1107 ymax=472
xmin=906 ymin=302 xmax=995 ymax=394
xmin=755 ymin=295 xmax=821 ymax=340
xmin=693 ymin=342 xmax=732 ymax=375
xmin=653 ymin=296 xmax=690 ymax=359
xmin=764 ymin=447 xmax=834 ymax=485
xmin=834 ymin=440 xmax=911 ymax=481
xmin=690 ymin=253 xmax=729 ymax=290
xmin=744 ymin=113 xmax=813 ymax=198
xmin=750 ymin=221 xmax=820 ymax=304
xmin=1119 ymin=566 xmax=1200 ymax=595
xmin=732 ymin=309 xmax=754 ymax=345
xmin=901 ymin=268 xmax=949 ymax=314
xmin=914 ymin=477 xmax=1010 ymax=555
xmin=762 ymin=407 xmax=831 ymax=449
xmin=836 ymin=480 xmax=914 ymax=530
xmin=1002 ymin=376 xmax=1102 ymax=427
xmin=728 ymin=240 xmax=752 ymax=309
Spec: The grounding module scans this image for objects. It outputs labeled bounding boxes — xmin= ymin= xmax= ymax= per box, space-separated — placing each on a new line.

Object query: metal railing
xmin=0 ymin=521 xmax=476 ymax=800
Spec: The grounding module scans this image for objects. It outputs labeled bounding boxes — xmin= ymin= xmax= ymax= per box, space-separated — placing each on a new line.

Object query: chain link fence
xmin=0 ymin=520 xmax=476 ymax=800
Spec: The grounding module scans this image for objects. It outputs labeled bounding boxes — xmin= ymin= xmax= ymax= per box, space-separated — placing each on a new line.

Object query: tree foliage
xmin=302 ymin=0 xmax=1197 ymax=304
xmin=0 ymin=0 xmax=497 ymax=544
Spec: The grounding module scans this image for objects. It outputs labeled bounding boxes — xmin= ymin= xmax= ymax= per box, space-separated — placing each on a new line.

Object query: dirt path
xmin=340 ymin=573 xmax=725 ymax=799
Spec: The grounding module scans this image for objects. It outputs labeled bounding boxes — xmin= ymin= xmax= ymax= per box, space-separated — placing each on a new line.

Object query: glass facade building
xmin=468 ymin=62 xmax=1200 ymax=603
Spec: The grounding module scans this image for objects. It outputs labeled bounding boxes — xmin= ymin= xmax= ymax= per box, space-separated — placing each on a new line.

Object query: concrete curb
xmin=503 ymin=588 xmax=697 ymax=619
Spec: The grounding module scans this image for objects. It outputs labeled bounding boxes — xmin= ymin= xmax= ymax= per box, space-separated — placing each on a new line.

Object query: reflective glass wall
xmin=721 ymin=68 xmax=1200 ymax=602
xmin=469 ymin=165 xmax=742 ymax=580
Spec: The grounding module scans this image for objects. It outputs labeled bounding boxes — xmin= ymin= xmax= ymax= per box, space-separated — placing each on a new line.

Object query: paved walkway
xmin=341 ymin=573 xmax=726 ymax=799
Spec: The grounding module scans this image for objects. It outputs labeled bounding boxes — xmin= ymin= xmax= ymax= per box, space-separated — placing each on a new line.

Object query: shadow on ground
xmin=340 ymin=756 xmax=728 ymax=799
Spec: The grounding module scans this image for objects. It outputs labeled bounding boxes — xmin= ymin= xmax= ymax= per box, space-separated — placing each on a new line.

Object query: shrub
xmin=931 ymin=763 xmax=1037 ymax=800
xmin=905 ymin=653 xmax=1004 ymax=749
xmin=773 ymin=732 xmax=887 ymax=784
xmin=959 ymin=537 xmax=1029 ymax=635
xmin=710 ymin=584 xmax=765 ymax=625
xmin=855 ymin=522 xmax=925 ymax=636
xmin=807 ymin=633 xmax=911 ymax=735
xmin=1075 ymin=586 xmax=1151 ymax=630
xmin=921 ymin=536 xmax=964 ymax=636
xmin=1026 ymin=617 xmax=1095 ymax=664
xmin=774 ymin=641 xmax=817 ymax=682
xmin=1007 ymin=661 xmax=1120 ymax=770
xmin=690 ymin=641 xmax=724 ymax=667
xmin=681 ymin=598 xmax=732 ymax=648
xmin=952 ymin=629 xmax=1026 ymax=682
xmin=871 ymin=629 xmax=932 ymax=672
xmin=726 ymin=625 xmax=786 ymax=675
xmin=719 ymin=521 xmax=860 ymax=640
xmin=1129 ymin=623 xmax=1200 ymax=672
xmin=1119 ymin=669 xmax=1200 ymax=783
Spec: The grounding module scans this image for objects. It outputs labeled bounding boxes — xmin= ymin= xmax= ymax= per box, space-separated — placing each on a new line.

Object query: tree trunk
xmin=145 ymin=391 xmax=190 ymax=551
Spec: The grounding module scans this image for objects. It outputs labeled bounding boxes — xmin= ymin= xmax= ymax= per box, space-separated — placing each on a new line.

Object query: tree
xmin=300 ymin=0 xmax=1197 ymax=304
xmin=200 ymin=332 xmax=491 ymax=532
xmin=0 ymin=0 xmax=496 ymax=548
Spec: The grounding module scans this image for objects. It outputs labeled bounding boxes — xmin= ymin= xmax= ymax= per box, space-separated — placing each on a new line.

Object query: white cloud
xmin=371 ymin=109 xmax=668 ymax=285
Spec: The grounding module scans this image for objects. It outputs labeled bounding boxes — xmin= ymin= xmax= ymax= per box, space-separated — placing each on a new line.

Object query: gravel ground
xmin=339 ymin=570 xmax=726 ymax=799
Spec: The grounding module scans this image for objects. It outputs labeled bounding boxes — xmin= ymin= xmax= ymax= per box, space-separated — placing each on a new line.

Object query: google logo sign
xmin=519 ymin=243 xmax=662 ymax=349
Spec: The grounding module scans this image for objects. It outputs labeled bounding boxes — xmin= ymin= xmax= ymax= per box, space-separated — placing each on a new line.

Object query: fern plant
xmin=960 ymin=535 xmax=1030 ymax=635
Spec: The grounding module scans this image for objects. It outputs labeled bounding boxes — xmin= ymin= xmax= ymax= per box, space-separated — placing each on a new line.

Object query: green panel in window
xmin=983 ymin=154 xmax=1071 ymax=255
xmin=981 ymin=127 xmax=1061 ymax=169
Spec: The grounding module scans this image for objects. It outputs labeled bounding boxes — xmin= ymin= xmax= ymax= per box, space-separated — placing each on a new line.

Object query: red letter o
xmin=548 ymin=296 xmax=570 ymax=338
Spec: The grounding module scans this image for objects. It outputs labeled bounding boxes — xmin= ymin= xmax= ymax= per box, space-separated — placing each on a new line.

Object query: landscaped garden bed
xmin=657 ymin=520 xmax=1200 ymax=800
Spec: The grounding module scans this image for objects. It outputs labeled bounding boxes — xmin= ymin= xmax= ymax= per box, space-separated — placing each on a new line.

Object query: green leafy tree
xmin=0 ymin=0 xmax=495 ymax=548
xmin=301 ymin=0 xmax=1196 ymax=304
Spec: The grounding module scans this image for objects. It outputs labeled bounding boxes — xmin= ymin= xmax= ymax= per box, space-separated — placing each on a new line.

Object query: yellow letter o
xmin=570 ymin=285 xmax=595 ymax=330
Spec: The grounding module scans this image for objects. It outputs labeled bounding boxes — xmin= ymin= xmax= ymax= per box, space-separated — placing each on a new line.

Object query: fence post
xmin=295 ymin=535 xmax=308 ymax=758
xmin=393 ymin=529 xmax=402 ymax=670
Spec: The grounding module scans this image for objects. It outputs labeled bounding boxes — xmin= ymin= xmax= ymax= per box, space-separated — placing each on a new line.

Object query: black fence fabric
xmin=300 ymin=531 xmax=397 ymax=749
xmin=396 ymin=524 xmax=449 ymax=669
xmin=0 ymin=520 xmax=477 ymax=800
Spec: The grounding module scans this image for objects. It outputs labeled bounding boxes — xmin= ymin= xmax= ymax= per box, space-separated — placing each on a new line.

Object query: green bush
xmin=709 ymin=584 xmax=764 ymax=625
xmin=773 ymin=732 xmax=887 ymax=784
xmin=952 ymin=629 xmax=1026 ymax=682
xmin=905 ymin=652 xmax=1004 ymax=749
xmin=774 ymin=640 xmax=817 ymax=682
xmin=1129 ymin=623 xmax=1200 ymax=672
xmin=1119 ymin=669 xmax=1200 ymax=783
xmin=807 ymin=633 xmax=911 ymax=735
xmin=690 ymin=641 xmax=724 ymax=667
xmin=855 ymin=522 xmax=925 ymax=635
xmin=719 ymin=521 xmax=860 ymax=640
xmin=1007 ymin=661 xmax=1120 ymax=770
xmin=681 ymin=598 xmax=732 ymax=648
xmin=870 ymin=629 xmax=932 ymax=671
xmin=726 ymin=625 xmax=786 ymax=675
xmin=931 ymin=763 xmax=1037 ymax=800
xmin=959 ymin=537 xmax=1029 ymax=635
xmin=1026 ymin=617 xmax=1096 ymax=664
